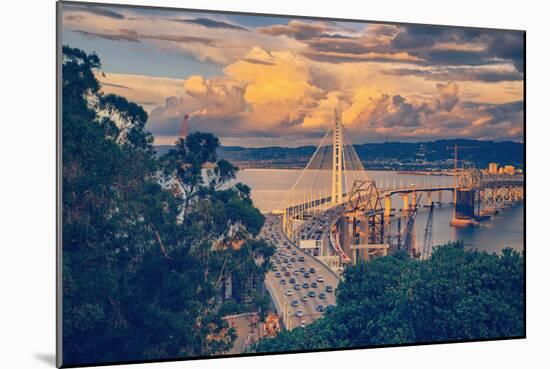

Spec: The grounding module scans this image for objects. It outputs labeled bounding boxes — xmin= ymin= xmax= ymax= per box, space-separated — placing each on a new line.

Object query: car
xmin=279 ymin=279 xmax=286 ymax=285
xmin=271 ymin=266 xmax=278 ymax=272
xmin=317 ymin=276 xmax=324 ymax=283
xmin=286 ymin=245 xmax=291 ymax=250
xmin=300 ymin=320 xmax=306 ymax=328
xmin=309 ymin=268 xmax=316 ymax=273
xmin=302 ymin=282 xmax=309 ymax=289
xmin=298 ymin=256 xmax=305 ymax=262
xmin=276 ymin=260 xmax=282 ymax=264
xmin=294 ymin=284 xmax=301 ymax=291
xmin=290 ymin=257 xmax=296 ymax=262
xmin=319 ymin=292 xmax=326 ymax=300
xmin=308 ymin=291 xmax=316 ymax=298
xmin=285 ymin=271 xmax=291 ymax=277
xmin=293 ymin=270 xmax=300 ymax=276
xmin=316 ymin=305 xmax=325 ymax=312
xmin=299 ymin=267 xmax=306 ymax=273
xmin=311 ymin=282 xmax=318 ymax=288
xmin=301 ymin=295 xmax=309 ymax=302
xmin=304 ymin=272 xmax=310 ymax=278
xmin=326 ymin=285 xmax=333 ymax=293
xmin=283 ymin=259 xmax=289 ymax=263
xmin=281 ymin=266 xmax=287 ymax=272
xmin=291 ymin=300 xmax=299 ymax=307
xmin=275 ymin=272 xmax=281 ymax=278
xmin=287 ymin=264 xmax=293 ymax=268
xmin=289 ymin=278 xmax=296 ymax=284
xmin=292 ymin=250 xmax=297 ymax=255
xmin=295 ymin=310 xmax=304 ymax=317
xmin=285 ymin=290 xmax=292 ymax=296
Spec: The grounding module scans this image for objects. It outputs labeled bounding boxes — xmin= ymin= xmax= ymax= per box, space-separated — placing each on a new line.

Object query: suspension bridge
xmin=261 ymin=108 xmax=524 ymax=329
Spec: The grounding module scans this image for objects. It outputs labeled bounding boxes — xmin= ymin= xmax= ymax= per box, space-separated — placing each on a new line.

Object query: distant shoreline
xmin=155 ymin=138 xmax=524 ymax=172
xmin=237 ymin=167 xmax=454 ymax=176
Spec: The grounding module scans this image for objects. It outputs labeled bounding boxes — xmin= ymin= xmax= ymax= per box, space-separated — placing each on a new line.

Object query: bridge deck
xmin=260 ymin=214 xmax=339 ymax=329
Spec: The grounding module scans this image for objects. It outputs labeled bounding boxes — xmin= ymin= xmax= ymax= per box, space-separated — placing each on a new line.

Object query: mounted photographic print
xmin=57 ymin=1 xmax=525 ymax=367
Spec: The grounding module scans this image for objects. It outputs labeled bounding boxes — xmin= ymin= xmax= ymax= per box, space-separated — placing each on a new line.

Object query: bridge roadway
xmin=260 ymin=214 xmax=340 ymax=329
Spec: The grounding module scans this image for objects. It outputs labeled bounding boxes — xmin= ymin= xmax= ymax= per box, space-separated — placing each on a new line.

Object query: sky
xmin=60 ymin=3 xmax=524 ymax=147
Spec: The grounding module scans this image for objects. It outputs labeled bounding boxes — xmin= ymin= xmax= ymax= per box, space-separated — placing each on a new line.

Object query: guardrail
xmin=264 ymin=276 xmax=284 ymax=316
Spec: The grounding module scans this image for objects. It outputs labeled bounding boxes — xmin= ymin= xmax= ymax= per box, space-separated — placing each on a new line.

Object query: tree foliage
xmin=61 ymin=46 xmax=273 ymax=365
xmin=254 ymin=242 xmax=524 ymax=352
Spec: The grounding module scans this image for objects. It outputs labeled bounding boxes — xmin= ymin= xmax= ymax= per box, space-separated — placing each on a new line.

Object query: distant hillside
xmin=155 ymin=139 xmax=524 ymax=171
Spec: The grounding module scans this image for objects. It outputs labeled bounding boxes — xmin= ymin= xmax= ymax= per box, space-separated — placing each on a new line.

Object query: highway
xmin=260 ymin=214 xmax=340 ymax=329
xmin=296 ymin=205 xmax=345 ymax=248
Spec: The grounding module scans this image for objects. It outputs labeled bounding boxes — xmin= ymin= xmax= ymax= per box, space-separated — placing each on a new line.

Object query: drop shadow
xmin=34 ymin=353 xmax=56 ymax=367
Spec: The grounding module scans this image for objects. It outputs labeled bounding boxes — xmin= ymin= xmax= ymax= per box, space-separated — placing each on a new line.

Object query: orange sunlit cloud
xmin=64 ymin=3 xmax=524 ymax=146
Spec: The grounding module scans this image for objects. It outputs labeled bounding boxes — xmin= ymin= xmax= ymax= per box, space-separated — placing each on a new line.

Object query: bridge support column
xmin=426 ymin=191 xmax=432 ymax=206
xmin=451 ymin=189 xmax=479 ymax=227
xmin=384 ymin=195 xmax=392 ymax=223
xmin=401 ymin=194 xmax=409 ymax=212
xmin=438 ymin=190 xmax=443 ymax=206
xmin=411 ymin=191 xmax=417 ymax=209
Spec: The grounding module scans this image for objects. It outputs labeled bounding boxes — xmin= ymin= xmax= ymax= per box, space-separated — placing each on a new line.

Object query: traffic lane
xmin=285 ymin=272 xmax=337 ymax=325
xmin=269 ymin=248 xmax=338 ymax=299
xmin=262 ymin=215 xmax=338 ymax=325
xmin=268 ymin=270 xmax=330 ymax=323
xmin=267 ymin=271 xmax=337 ymax=328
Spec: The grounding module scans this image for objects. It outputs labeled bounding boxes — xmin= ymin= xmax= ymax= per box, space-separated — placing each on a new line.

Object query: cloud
xmin=487 ymin=32 xmax=525 ymax=71
xmin=97 ymin=73 xmax=187 ymax=111
xmin=101 ymin=82 xmax=131 ymax=90
xmin=146 ymin=47 xmax=327 ymax=139
xmin=436 ymin=82 xmax=460 ymax=112
xmin=73 ymin=29 xmax=140 ymax=42
xmin=73 ymin=28 xmax=214 ymax=45
xmin=223 ymin=47 xmax=325 ymax=127
xmin=390 ymin=25 xmax=524 ymax=72
xmin=384 ymin=66 xmax=523 ymax=82
xmin=172 ymin=17 xmax=249 ymax=31
xmin=302 ymin=50 xmax=423 ymax=64
xmin=64 ymin=8 xmax=524 ymax=145
xmin=257 ymin=20 xmax=331 ymax=40
xmin=257 ymin=22 xmax=423 ymax=64
xmin=64 ymin=4 xmax=125 ymax=19
xmin=342 ymin=87 xmax=427 ymax=129
xmin=183 ymin=75 xmax=247 ymax=116
xmin=141 ymin=42 xmax=523 ymax=145
xmin=462 ymin=100 xmax=523 ymax=126
xmin=147 ymin=74 xmax=247 ymax=136
xmin=391 ymin=25 xmax=447 ymax=49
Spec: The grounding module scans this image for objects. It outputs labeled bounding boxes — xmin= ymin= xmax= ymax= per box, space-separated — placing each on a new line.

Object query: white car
xmin=295 ymin=310 xmax=304 ymax=318
xmin=317 ymin=276 xmax=324 ymax=283
xmin=285 ymin=290 xmax=292 ymax=296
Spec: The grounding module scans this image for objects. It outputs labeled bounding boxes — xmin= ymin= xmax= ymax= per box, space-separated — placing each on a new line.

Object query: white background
xmin=0 ymin=0 xmax=547 ymax=368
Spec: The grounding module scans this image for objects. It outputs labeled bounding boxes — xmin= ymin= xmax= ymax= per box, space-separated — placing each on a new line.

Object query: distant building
xmin=488 ymin=162 xmax=498 ymax=174
xmin=503 ymin=165 xmax=515 ymax=175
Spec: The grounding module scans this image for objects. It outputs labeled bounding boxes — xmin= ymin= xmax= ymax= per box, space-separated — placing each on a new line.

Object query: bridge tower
xmin=331 ymin=109 xmax=343 ymax=204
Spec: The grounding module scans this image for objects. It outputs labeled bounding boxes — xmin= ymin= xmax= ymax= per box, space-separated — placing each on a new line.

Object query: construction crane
xmin=179 ymin=114 xmax=189 ymax=138
xmin=421 ymin=202 xmax=435 ymax=260
xmin=401 ymin=194 xmax=422 ymax=256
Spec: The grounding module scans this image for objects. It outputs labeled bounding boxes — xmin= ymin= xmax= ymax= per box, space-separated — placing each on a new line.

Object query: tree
xmin=61 ymin=46 xmax=273 ymax=365
xmin=254 ymin=243 xmax=524 ymax=353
